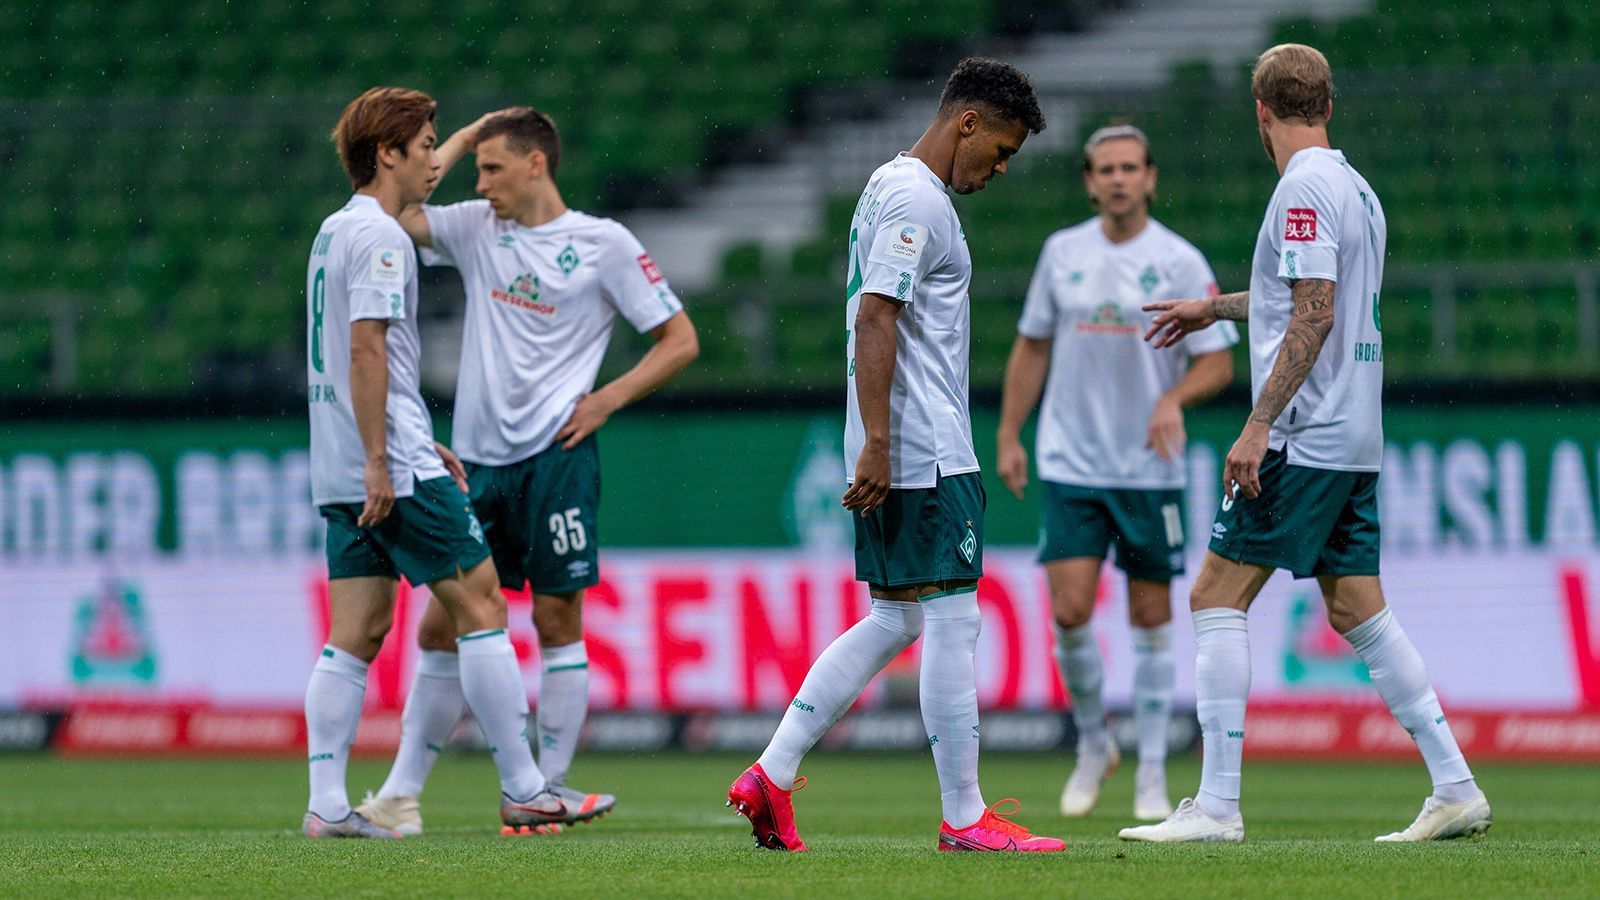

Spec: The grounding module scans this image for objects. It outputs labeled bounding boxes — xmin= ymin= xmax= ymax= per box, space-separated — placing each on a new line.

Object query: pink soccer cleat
xmin=938 ymin=799 xmax=1066 ymax=852
xmin=727 ymin=763 xmax=808 ymax=851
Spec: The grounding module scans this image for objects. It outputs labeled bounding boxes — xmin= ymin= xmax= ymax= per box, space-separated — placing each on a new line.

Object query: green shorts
xmin=320 ymin=475 xmax=491 ymax=585
xmin=1208 ymin=448 xmax=1381 ymax=579
xmin=853 ymin=471 xmax=985 ymax=590
xmin=466 ymin=436 xmax=601 ymax=595
xmin=1038 ymin=482 xmax=1186 ymax=582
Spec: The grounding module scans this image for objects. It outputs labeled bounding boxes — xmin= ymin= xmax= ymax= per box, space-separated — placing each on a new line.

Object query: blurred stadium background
xmin=1 ymin=0 xmax=1598 ymax=767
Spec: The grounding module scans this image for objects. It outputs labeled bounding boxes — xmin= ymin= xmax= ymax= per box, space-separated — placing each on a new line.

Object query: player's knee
xmin=1053 ymin=606 xmax=1093 ymax=629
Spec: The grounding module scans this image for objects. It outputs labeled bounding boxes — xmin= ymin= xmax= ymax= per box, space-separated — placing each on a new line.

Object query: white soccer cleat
xmin=1375 ymin=793 xmax=1492 ymax=842
xmin=355 ymin=791 xmax=423 ymax=837
xmin=1059 ymin=740 xmax=1119 ymax=817
xmin=1133 ymin=766 xmax=1173 ymax=821
xmin=1118 ymin=798 xmax=1244 ymax=843
xmin=301 ymin=810 xmax=402 ymax=839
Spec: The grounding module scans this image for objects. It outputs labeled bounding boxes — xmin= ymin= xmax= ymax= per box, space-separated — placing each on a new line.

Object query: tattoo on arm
xmin=1211 ymin=292 xmax=1250 ymax=321
xmin=1248 ymin=279 xmax=1335 ymax=427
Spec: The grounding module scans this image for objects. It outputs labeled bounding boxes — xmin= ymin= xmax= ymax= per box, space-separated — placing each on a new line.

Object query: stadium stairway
xmin=627 ymin=0 xmax=1371 ymax=292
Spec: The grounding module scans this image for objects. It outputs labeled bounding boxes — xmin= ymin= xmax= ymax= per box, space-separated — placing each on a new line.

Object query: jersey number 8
xmin=549 ymin=507 xmax=587 ymax=555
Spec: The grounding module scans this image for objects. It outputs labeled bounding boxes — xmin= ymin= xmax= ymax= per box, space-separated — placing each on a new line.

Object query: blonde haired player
xmin=997 ymin=123 xmax=1236 ymax=822
xmin=1121 ymin=44 xmax=1490 ymax=843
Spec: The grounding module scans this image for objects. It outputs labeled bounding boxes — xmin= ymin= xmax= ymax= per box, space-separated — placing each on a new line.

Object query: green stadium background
xmin=2 ymin=1 xmax=1599 ymax=756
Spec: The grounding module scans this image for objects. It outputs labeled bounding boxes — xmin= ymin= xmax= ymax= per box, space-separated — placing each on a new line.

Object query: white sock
xmin=1343 ymin=607 xmax=1478 ymax=800
xmin=1053 ymin=621 xmax=1108 ymax=752
xmin=378 ymin=649 xmax=464 ymax=799
xmin=920 ymin=591 xmax=986 ymax=830
xmin=1193 ymin=608 xmax=1249 ymax=821
xmin=456 ymin=629 xmax=546 ymax=801
xmin=1132 ymin=623 xmax=1175 ymax=770
xmin=536 ymin=640 xmax=590 ymax=788
xmin=757 ymin=599 xmax=924 ymax=790
xmin=305 ymin=645 xmax=368 ymax=821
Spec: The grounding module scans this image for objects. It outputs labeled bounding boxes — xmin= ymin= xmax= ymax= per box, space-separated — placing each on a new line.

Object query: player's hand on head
xmin=1143 ymin=299 xmax=1215 ymax=349
xmin=359 ymin=459 xmax=395 ymax=527
xmin=996 ymin=437 xmax=1029 ymax=500
xmin=1146 ymin=397 xmax=1186 ymax=462
xmin=434 ymin=442 xmax=469 ymax=493
xmin=842 ymin=446 xmax=891 ymax=515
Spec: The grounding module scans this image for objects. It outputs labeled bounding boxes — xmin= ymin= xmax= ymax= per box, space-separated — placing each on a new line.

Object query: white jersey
xmin=1019 ymin=217 xmax=1238 ymax=489
xmin=1249 ymin=147 xmax=1386 ymax=471
xmin=421 ymin=202 xmax=683 ymax=465
xmin=306 ymin=194 xmax=446 ymax=506
xmin=844 ymin=154 xmax=977 ymax=489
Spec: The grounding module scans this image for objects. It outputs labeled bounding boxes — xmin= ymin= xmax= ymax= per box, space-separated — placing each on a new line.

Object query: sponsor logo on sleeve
xmin=1206 ymin=282 xmax=1221 ymax=298
xmin=370 ymin=247 xmax=405 ymax=283
xmin=1284 ymin=208 xmax=1318 ymax=242
xmin=637 ymin=253 xmax=665 ymax=284
xmin=878 ymin=220 xmax=926 ymax=265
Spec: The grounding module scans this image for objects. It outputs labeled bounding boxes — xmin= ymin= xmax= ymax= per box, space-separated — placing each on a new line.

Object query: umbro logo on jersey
xmin=498 ymin=234 xmax=515 ymax=248
xmin=1285 ymin=208 xmax=1318 ymax=241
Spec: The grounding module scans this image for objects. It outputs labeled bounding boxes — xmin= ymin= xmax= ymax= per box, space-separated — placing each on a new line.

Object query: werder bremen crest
xmin=557 ymin=243 xmax=581 ymax=275
xmin=71 ymin=580 xmax=157 ymax=685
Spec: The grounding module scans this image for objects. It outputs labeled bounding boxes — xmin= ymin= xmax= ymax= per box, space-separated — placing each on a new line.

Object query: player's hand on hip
xmin=434 ymin=442 xmax=469 ymax=493
xmin=842 ymin=445 xmax=891 ymax=516
xmin=1143 ymin=299 xmax=1216 ymax=349
xmin=1146 ymin=396 xmax=1186 ymax=462
xmin=555 ymin=392 xmax=617 ymax=450
xmin=359 ymin=459 xmax=396 ymax=527
xmin=1223 ymin=423 xmax=1270 ymax=500
xmin=996 ymin=436 xmax=1029 ymax=500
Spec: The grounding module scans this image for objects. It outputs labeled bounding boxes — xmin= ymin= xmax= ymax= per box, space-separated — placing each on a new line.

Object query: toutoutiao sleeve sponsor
xmin=1273 ymin=174 xmax=1341 ymax=284
xmin=1016 ymin=235 xmax=1059 ymax=339
xmin=600 ymin=222 xmax=683 ymax=332
xmin=345 ymin=223 xmax=407 ymax=322
xmin=859 ymin=186 xmax=944 ymax=305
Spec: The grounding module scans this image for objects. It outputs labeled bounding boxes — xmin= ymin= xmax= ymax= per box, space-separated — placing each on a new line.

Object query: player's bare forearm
xmin=998 ymin=335 xmax=1051 ymax=442
xmin=593 ymin=312 xmax=700 ymax=413
xmin=349 ymin=320 xmax=392 ymax=465
xmin=853 ymin=294 xmax=902 ymax=450
xmin=1247 ymin=279 xmax=1334 ymax=427
xmin=1166 ymin=349 xmax=1234 ymax=408
xmin=1211 ymin=291 xmax=1250 ymax=321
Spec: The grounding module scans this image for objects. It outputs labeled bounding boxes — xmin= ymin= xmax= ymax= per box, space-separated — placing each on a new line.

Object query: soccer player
xmin=355 ymin=107 xmax=699 ymax=836
xmin=1119 ymin=45 xmax=1491 ymax=843
xmin=728 ymin=58 xmax=1063 ymax=853
xmin=302 ymin=88 xmax=574 ymax=838
xmin=996 ymin=123 xmax=1237 ymax=822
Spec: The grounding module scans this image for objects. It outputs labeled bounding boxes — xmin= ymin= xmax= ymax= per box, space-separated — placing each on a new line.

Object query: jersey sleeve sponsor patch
xmin=636 ymin=253 xmax=664 ymax=284
xmin=1284 ymin=208 xmax=1318 ymax=242
xmin=871 ymin=220 xmax=927 ymax=266
xmin=370 ymin=247 xmax=405 ymax=284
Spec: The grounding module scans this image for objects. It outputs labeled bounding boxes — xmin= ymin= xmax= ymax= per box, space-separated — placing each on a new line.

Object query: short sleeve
xmin=345 ymin=222 xmax=409 ymax=322
xmin=598 ymin=223 xmax=683 ymax=332
xmin=859 ymin=184 xmax=947 ymax=304
xmin=419 ymin=200 xmax=486 ymax=268
xmin=1273 ymin=174 xmax=1341 ymax=284
xmin=1175 ymin=247 xmax=1238 ymax=355
xmin=1016 ymin=235 xmax=1060 ymax=339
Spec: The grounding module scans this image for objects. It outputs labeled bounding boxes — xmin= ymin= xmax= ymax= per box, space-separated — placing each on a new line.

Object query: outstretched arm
xmin=1223 ymin=278 xmax=1335 ymax=499
xmin=1144 ymin=291 xmax=1249 ymax=348
xmin=554 ymin=311 xmax=700 ymax=449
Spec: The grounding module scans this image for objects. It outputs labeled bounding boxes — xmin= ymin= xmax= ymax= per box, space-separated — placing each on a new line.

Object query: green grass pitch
xmin=1 ymin=753 xmax=1595 ymax=897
